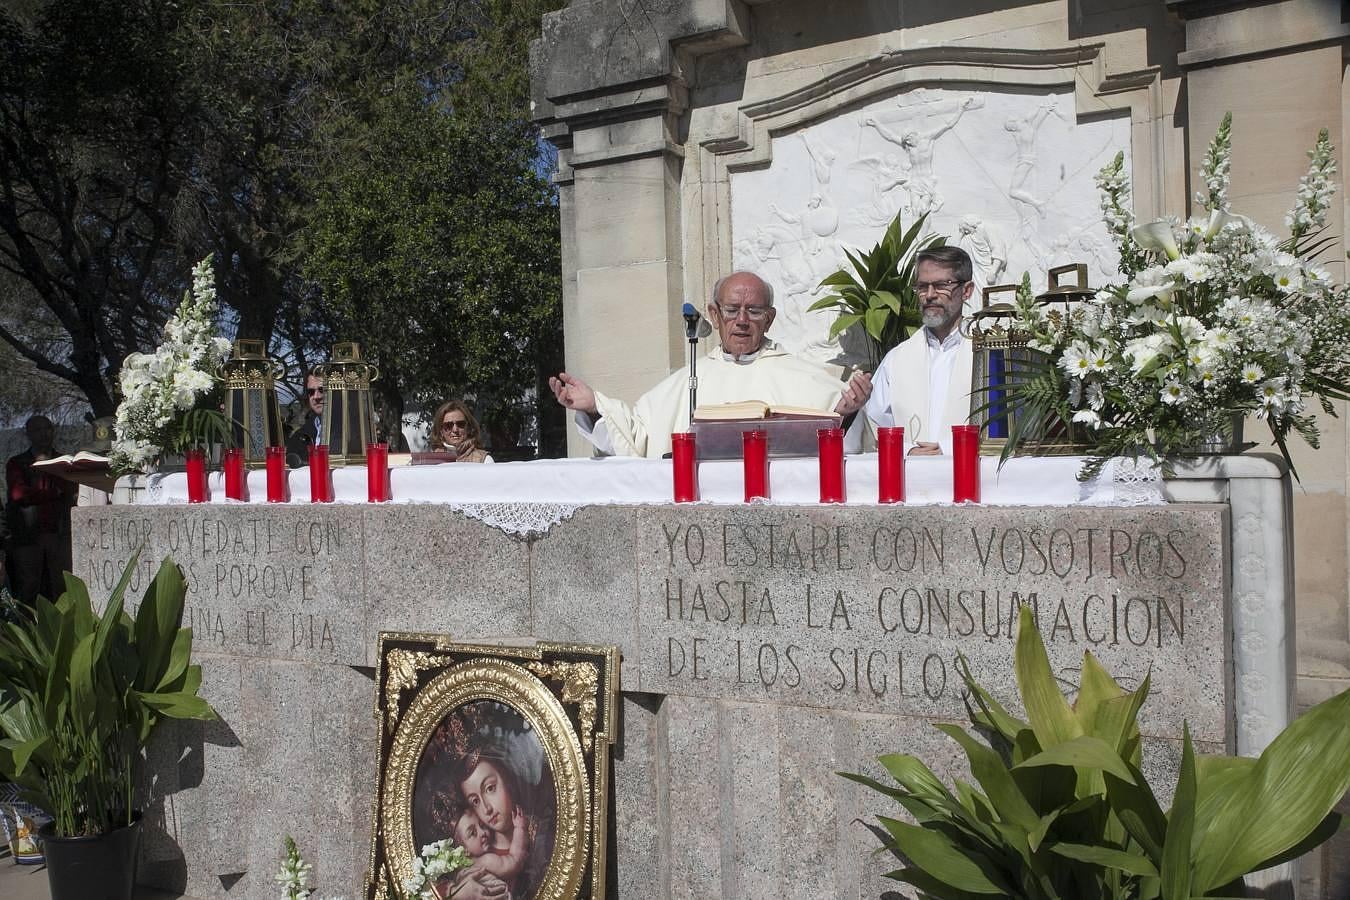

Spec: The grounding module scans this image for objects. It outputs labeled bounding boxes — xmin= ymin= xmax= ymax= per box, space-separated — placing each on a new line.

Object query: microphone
xmin=682 ymin=302 xmax=712 ymax=340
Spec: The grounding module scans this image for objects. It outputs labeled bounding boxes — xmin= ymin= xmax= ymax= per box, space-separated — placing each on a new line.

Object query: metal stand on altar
xmin=681 ymin=303 xmax=709 ymax=429
xmin=220 ymin=339 xmax=286 ymax=466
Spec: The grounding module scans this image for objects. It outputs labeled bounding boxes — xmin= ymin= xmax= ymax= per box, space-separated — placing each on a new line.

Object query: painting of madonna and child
xmin=412 ymin=700 xmax=558 ymax=900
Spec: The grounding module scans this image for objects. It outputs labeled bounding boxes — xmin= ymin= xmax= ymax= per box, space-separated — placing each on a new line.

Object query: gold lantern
xmin=963 ymin=283 xmax=1034 ymax=455
xmin=316 ymin=342 xmax=379 ymax=466
xmin=220 ymin=339 xmax=286 ymax=466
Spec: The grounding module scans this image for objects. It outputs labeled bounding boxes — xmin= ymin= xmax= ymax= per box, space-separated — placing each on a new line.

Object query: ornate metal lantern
xmin=1036 ymin=263 xmax=1095 ymax=313
xmin=220 ymin=339 xmax=286 ymax=466
xmin=316 ymin=342 xmax=379 ymax=466
xmin=963 ymin=283 xmax=1034 ymax=453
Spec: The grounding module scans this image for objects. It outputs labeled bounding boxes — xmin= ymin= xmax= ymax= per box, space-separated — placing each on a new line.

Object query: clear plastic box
xmin=690 ymin=415 xmax=841 ymax=460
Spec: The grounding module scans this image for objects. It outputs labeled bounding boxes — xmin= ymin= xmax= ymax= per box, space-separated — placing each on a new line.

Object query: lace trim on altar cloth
xmin=1079 ymin=457 xmax=1166 ymax=506
xmin=449 ymin=502 xmax=585 ymax=537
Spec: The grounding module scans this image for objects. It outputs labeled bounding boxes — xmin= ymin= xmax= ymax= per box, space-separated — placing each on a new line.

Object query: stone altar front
xmin=71 ymin=456 xmax=1300 ymax=899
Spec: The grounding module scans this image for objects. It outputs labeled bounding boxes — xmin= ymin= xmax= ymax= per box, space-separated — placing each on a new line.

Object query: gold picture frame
xmin=365 ymin=636 xmax=620 ymax=900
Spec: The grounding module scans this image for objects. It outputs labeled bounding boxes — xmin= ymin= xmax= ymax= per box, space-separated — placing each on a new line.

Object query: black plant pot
xmin=40 ymin=813 xmax=143 ymax=900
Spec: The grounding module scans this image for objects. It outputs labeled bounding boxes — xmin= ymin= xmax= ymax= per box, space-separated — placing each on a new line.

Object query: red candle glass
xmin=952 ymin=424 xmax=981 ymax=504
xmin=671 ymin=432 xmax=697 ymax=503
xmin=185 ymin=448 xmax=208 ymax=503
xmin=367 ymin=442 xmax=389 ymax=503
xmin=818 ymin=427 xmax=845 ymax=504
xmin=223 ymin=449 xmax=246 ymax=501
xmin=265 ymin=446 xmax=287 ymax=503
xmin=309 ymin=444 xmax=332 ymax=503
xmin=742 ymin=430 xmax=769 ymax=502
xmin=877 ymin=426 xmax=905 ymax=503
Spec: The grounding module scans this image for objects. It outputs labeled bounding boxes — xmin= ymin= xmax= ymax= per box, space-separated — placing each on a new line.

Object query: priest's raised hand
xmin=549 ymin=371 xmax=598 ymax=417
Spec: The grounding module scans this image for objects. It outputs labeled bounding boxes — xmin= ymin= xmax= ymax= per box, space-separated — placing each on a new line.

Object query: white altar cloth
xmin=129 ymin=454 xmax=1158 ymax=513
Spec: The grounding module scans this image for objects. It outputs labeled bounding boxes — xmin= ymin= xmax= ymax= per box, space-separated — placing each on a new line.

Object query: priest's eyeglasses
xmin=914 ymin=279 xmax=966 ymax=296
xmin=714 ymin=303 xmax=772 ymax=321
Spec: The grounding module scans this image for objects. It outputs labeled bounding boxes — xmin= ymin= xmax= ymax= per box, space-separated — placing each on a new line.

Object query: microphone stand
xmin=682 ymin=304 xmax=702 ymax=430
xmin=687 ymin=331 xmax=699 ymax=431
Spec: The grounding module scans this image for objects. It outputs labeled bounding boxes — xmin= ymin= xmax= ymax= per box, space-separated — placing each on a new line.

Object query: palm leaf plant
xmin=808 ymin=210 xmax=946 ymax=370
xmin=843 ymin=605 xmax=1350 ymax=899
xmin=0 ymin=553 xmax=216 ymax=836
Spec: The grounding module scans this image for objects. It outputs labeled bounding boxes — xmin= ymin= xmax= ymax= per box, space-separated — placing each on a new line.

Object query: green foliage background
xmin=0 ymin=0 xmax=564 ymax=450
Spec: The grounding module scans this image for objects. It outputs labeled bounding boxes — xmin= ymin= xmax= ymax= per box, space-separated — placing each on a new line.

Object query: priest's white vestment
xmin=865 ymin=328 xmax=974 ymax=452
xmin=577 ymin=341 xmax=849 ymax=458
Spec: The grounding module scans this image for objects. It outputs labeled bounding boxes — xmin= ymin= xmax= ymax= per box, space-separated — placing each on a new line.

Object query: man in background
xmin=285 ymin=370 xmax=325 ymax=465
xmin=6 ymin=415 xmax=74 ymax=603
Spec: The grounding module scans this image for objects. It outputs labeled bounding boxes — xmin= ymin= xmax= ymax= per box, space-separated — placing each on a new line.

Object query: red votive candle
xmin=309 ymin=444 xmax=332 ymax=503
xmin=367 ymin=442 xmax=389 ymax=502
xmin=671 ymin=432 xmax=698 ymax=503
xmin=877 ymin=426 xmax=905 ymax=503
xmin=186 ymin=448 xmax=208 ymax=503
xmin=952 ymin=424 xmax=981 ymax=504
xmin=223 ymin=449 xmax=246 ymax=501
xmin=818 ymin=427 xmax=845 ymax=504
xmin=743 ymin=430 xmax=769 ymax=502
xmin=265 ymin=446 xmax=287 ymax=503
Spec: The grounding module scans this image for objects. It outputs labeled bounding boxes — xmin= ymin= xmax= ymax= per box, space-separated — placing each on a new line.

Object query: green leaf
xmin=827 ymin=313 xmax=863 ymax=340
xmin=135 ymin=690 xmax=216 ymax=720
xmin=1015 ymin=735 xmax=1137 ymax=785
xmin=1050 ymin=841 xmax=1159 ymax=876
xmin=1160 ymin=723 xmax=1197 ymax=900
xmin=935 ymin=723 xmax=1040 ymax=835
xmin=1105 ymin=761 xmax=1168 ymax=863
xmin=1192 ymin=688 xmax=1350 ymax=891
xmin=878 ymin=816 xmax=1009 ymax=894
xmin=1014 ymin=605 xmax=1083 ymax=748
xmin=863 ymin=306 xmax=890 ymax=340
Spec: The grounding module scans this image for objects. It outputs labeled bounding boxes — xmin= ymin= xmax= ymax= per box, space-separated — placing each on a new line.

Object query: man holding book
xmin=549 ymin=271 xmax=872 ymax=458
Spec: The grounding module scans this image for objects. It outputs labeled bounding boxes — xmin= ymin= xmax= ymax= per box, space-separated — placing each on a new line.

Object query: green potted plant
xmin=844 ymin=605 xmax=1350 ymax=898
xmin=808 ymin=210 xmax=946 ymax=371
xmin=0 ymin=554 xmax=215 ymax=900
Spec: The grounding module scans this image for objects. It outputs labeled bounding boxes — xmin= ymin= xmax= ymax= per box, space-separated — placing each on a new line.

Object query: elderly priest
xmin=550 ymin=271 xmax=872 ymax=458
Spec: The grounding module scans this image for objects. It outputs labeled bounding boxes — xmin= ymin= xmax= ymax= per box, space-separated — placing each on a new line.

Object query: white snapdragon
xmin=111 ymin=257 xmax=231 ymax=473
xmin=1285 ymin=128 xmax=1337 ymax=241
xmin=1195 ymin=112 xmax=1232 ymax=213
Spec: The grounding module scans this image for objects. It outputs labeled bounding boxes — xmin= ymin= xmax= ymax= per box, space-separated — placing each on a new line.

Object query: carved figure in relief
xmin=863 ymin=96 xmax=978 ymax=217
xmin=957 ymin=215 xmax=1008 ymax=289
xmin=849 ymin=153 xmax=909 ymax=226
xmin=801 ymin=132 xmax=838 ymax=188
xmin=1004 ymin=101 xmax=1066 ymax=219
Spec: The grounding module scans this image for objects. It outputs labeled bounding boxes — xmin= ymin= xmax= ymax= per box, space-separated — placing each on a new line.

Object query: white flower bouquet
xmin=400 ymin=838 xmax=474 ymax=900
xmin=998 ymin=114 xmax=1349 ymax=478
xmin=110 ymin=256 xmax=234 ymax=473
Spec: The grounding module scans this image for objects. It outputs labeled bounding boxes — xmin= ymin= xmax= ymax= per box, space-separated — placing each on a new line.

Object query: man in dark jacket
xmin=284 ymin=370 xmax=324 ymax=466
xmin=6 ymin=415 xmax=74 ymax=603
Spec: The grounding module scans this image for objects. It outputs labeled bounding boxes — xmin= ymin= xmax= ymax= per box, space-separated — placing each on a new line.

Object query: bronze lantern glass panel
xmin=316 ymin=342 xmax=379 ymax=466
xmin=220 ymin=339 xmax=286 ymax=466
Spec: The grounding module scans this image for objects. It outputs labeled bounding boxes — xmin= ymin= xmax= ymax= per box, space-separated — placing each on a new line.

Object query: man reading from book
xmin=549 ymin=271 xmax=871 ymax=458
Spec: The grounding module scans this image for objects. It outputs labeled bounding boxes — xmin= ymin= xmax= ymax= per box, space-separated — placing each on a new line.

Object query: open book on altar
xmin=692 ymin=400 xmax=837 ymax=422
xmin=690 ymin=402 xmax=840 ymax=459
xmin=32 ymin=452 xmax=117 ymax=492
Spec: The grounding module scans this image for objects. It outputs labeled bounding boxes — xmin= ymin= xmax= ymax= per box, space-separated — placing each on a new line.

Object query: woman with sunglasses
xmin=431 ymin=400 xmax=493 ymax=463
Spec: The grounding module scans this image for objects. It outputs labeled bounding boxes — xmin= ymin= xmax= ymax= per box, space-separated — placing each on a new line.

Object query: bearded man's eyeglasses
xmin=914 ymin=279 xmax=966 ymax=297
xmin=442 ymin=420 xmax=468 ymax=431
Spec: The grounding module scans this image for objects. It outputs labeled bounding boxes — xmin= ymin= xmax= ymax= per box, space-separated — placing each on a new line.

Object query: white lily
xmin=1131 ymin=219 xmax=1181 ymax=260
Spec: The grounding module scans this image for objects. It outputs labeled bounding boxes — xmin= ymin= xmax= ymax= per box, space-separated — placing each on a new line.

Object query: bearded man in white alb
xmin=865 ymin=246 xmax=975 ymax=455
xmin=549 ymin=271 xmax=872 ymax=458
